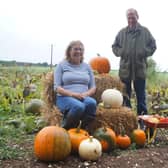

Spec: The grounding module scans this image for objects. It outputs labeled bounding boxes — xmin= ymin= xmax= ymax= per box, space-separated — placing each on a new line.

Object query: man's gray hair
xmin=126 ymin=8 xmax=139 ymax=20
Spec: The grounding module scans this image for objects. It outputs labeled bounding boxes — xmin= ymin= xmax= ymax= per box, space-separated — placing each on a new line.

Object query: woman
xmin=54 ymin=40 xmax=97 ymax=130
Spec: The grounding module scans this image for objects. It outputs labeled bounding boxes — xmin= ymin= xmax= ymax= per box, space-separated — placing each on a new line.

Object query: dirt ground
xmin=1 ymin=138 xmax=168 ymax=168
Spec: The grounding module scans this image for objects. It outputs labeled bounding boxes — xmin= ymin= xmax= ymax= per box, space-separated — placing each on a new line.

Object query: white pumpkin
xmin=79 ymin=136 xmax=102 ymax=161
xmin=101 ymin=89 xmax=123 ymax=108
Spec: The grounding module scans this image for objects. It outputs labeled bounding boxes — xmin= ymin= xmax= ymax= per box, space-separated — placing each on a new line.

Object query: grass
xmin=0 ymin=125 xmax=28 ymax=160
xmin=0 ymin=65 xmax=49 ymax=160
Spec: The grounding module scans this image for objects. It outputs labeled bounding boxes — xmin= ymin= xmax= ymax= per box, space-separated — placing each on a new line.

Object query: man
xmin=112 ymin=8 xmax=156 ymax=128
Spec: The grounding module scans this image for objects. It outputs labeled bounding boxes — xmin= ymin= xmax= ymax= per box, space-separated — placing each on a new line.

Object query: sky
xmin=0 ymin=0 xmax=168 ymax=71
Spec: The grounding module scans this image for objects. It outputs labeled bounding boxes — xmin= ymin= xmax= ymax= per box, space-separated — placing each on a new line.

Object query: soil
xmin=1 ymin=136 xmax=168 ymax=168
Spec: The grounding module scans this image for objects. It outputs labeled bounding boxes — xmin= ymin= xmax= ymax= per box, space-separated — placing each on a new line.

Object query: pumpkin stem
xmin=103 ymin=126 xmax=107 ymax=132
xmin=89 ymin=136 xmax=93 ymax=142
xmin=76 ymin=120 xmax=82 ymax=133
xmin=97 ymin=53 xmax=101 ymax=57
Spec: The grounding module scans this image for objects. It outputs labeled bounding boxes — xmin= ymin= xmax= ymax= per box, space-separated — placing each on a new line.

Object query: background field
xmin=0 ymin=63 xmax=168 ymax=167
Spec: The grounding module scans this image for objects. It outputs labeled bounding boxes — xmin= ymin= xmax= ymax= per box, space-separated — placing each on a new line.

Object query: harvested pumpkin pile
xmin=33 ymin=121 xmax=145 ymax=162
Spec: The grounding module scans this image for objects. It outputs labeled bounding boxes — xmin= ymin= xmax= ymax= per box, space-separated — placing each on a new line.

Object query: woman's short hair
xmin=65 ymin=40 xmax=84 ymax=63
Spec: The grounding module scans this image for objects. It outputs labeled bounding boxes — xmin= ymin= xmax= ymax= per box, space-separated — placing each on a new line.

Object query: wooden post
xmin=50 ymin=44 xmax=53 ymax=70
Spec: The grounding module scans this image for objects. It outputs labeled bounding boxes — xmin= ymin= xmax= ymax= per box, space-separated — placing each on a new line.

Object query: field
xmin=0 ymin=65 xmax=168 ymax=168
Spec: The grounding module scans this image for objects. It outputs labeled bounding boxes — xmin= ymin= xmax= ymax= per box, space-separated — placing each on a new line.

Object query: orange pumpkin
xmin=93 ymin=127 xmax=116 ymax=152
xmin=34 ymin=126 xmax=71 ymax=161
xmin=68 ymin=121 xmax=89 ymax=153
xmin=131 ymin=129 xmax=146 ymax=147
xmin=116 ymin=134 xmax=131 ymax=149
xmin=89 ymin=54 xmax=111 ymax=74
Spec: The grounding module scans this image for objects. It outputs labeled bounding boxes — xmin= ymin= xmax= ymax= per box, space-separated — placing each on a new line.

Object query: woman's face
xmin=69 ymin=43 xmax=84 ymax=64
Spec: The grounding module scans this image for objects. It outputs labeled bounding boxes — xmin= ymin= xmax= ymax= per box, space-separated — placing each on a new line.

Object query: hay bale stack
xmin=41 ymin=71 xmax=62 ymax=125
xmin=41 ymin=72 xmax=132 ymax=132
xmin=88 ymin=106 xmax=138 ymax=136
xmin=93 ymin=74 xmax=125 ymax=103
xmin=41 ymin=72 xmax=125 ymax=106
xmin=40 ymin=105 xmax=62 ymax=126
xmin=41 ymin=71 xmax=56 ymax=106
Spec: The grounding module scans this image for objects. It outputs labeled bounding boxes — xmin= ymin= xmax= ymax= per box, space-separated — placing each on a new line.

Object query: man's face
xmin=127 ymin=13 xmax=137 ymax=28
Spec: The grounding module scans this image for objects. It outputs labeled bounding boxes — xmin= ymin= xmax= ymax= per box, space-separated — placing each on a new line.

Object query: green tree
xmin=147 ymin=58 xmax=157 ymax=79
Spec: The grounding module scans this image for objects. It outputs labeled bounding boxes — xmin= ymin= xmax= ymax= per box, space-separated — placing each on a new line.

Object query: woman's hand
xmin=81 ymin=92 xmax=89 ymax=98
xmin=57 ymin=86 xmax=96 ymax=100
xmin=81 ymin=88 xmax=96 ymax=98
xmin=72 ymin=93 xmax=85 ymax=100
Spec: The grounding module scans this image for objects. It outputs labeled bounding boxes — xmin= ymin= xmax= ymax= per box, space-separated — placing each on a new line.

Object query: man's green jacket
xmin=112 ymin=23 xmax=156 ymax=80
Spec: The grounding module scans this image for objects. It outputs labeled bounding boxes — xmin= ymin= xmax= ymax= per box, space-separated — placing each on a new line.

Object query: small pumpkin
xmin=116 ymin=134 xmax=131 ymax=149
xmin=93 ymin=127 xmax=116 ymax=152
xmin=131 ymin=129 xmax=146 ymax=147
xmin=25 ymin=99 xmax=45 ymax=114
xmin=89 ymin=53 xmax=111 ymax=74
xmin=79 ymin=136 xmax=102 ymax=161
xmin=68 ymin=121 xmax=89 ymax=153
xmin=34 ymin=126 xmax=71 ymax=161
xmin=101 ymin=89 xmax=123 ymax=108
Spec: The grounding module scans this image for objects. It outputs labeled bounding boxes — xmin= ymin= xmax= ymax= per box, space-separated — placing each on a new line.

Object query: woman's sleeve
xmin=54 ymin=63 xmax=63 ymax=91
xmin=88 ymin=64 xmax=96 ymax=89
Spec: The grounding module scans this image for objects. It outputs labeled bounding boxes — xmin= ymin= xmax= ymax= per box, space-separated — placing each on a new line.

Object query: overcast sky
xmin=0 ymin=0 xmax=167 ymax=71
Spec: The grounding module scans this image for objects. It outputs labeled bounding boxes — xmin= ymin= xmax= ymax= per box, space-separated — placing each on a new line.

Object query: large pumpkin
xmin=68 ymin=121 xmax=89 ymax=153
xmin=131 ymin=129 xmax=146 ymax=147
xmin=89 ymin=54 xmax=111 ymax=74
xmin=101 ymin=89 xmax=123 ymax=108
xmin=34 ymin=126 xmax=71 ymax=161
xmin=93 ymin=127 xmax=116 ymax=152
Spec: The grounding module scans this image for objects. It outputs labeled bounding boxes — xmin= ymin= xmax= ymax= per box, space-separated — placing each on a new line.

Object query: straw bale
xmin=41 ymin=71 xmax=55 ymax=107
xmin=41 ymin=72 xmax=133 ymax=133
xmin=93 ymin=74 xmax=125 ymax=103
xmin=40 ymin=104 xmax=62 ymax=126
xmin=88 ymin=106 xmax=138 ymax=136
